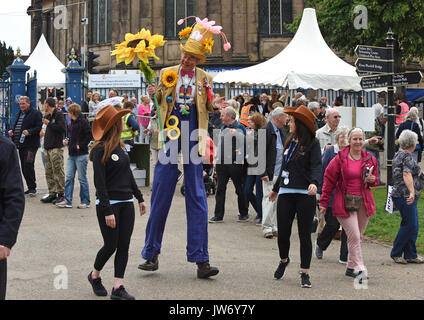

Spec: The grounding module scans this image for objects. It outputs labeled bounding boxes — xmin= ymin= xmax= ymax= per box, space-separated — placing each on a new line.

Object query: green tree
xmin=0 ymin=41 xmax=15 ymax=78
xmin=287 ymin=0 xmax=424 ymax=62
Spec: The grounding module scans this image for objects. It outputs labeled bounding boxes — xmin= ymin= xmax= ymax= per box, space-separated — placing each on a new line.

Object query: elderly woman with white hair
xmin=316 ymin=126 xmax=350 ymax=263
xmin=320 ymin=127 xmax=378 ymax=280
xmin=390 ymin=129 xmax=424 ymax=264
xmin=395 ymin=110 xmax=423 ymax=162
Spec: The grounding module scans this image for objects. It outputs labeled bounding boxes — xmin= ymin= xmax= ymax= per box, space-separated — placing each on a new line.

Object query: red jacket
xmin=320 ymin=146 xmax=378 ymax=217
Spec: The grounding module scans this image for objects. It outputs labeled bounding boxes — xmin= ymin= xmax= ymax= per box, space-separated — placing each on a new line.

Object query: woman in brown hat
xmin=269 ymin=105 xmax=322 ymax=288
xmin=87 ymin=105 xmax=146 ymax=300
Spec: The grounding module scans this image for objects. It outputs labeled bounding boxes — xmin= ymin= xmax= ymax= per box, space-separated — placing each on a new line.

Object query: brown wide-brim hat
xmin=283 ymin=105 xmax=317 ymax=135
xmin=92 ymin=105 xmax=131 ymax=141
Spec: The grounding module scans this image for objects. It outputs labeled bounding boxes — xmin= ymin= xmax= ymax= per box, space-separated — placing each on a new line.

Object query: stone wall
xmin=30 ymin=0 xmax=305 ymax=72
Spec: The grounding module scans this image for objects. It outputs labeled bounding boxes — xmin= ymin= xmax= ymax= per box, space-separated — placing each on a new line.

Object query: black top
xmin=272 ymin=138 xmax=322 ymax=192
xmin=395 ymin=120 xmax=423 ymax=148
xmin=11 ymin=107 xmax=43 ymax=150
xmin=92 ymin=145 xmax=144 ymax=216
xmin=44 ymin=109 xmax=67 ymax=150
xmin=67 ymin=115 xmax=92 ymax=156
xmin=0 ymin=136 xmax=25 ymax=249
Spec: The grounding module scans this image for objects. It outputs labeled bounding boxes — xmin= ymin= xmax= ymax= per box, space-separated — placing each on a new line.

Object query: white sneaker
xmin=77 ymin=203 xmax=90 ymax=209
xmin=56 ymin=200 xmax=72 ymax=208
xmin=338 ymin=259 xmax=348 ymax=265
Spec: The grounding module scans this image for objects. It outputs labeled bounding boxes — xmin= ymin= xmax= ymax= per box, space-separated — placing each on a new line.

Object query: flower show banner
xmin=88 ymin=74 xmax=141 ymax=89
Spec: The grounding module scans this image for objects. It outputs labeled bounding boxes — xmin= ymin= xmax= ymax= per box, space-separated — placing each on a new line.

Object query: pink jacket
xmin=137 ymin=104 xmax=151 ymax=128
xmin=320 ymin=146 xmax=378 ymax=217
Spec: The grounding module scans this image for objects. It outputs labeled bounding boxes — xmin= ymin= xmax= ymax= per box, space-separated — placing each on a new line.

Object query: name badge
xmin=282 ymin=170 xmax=290 ymax=185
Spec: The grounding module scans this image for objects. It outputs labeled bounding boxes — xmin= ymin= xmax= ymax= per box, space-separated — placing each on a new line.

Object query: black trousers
xmin=18 ymin=147 xmax=37 ymax=190
xmin=214 ymin=164 xmax=248 ymax=218
xmin=94 ymin=202 xmax=135 ymax=279
xmin=0 ymin=259 xmax=6 ymax=300
xmin=277 ymin=193 xmax=316 ymax=269
xmin=316 ymin=207 xmax=348 ymax=261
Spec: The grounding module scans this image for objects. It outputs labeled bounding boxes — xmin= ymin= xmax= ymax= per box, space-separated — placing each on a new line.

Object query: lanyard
xmin=284 ymin=141 xmax=298 ymax=167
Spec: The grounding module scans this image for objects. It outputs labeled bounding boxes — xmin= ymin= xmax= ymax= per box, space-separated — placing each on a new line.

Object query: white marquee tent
xmin=214 ymin=8 xmax=362 ymax=91
xmin=25 ymin=34 xmax=66 ymax=88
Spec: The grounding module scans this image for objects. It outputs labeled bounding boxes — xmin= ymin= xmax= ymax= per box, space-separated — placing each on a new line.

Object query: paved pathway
xmin=6 ymin=150 xmax=424 ymax=300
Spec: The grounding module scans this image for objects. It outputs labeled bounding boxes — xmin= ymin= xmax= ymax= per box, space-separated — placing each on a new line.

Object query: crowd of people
xmin=2 ymin=81 xmax=424 ymax=299
xmin=2 ymin=29 xmax=424 ymax=298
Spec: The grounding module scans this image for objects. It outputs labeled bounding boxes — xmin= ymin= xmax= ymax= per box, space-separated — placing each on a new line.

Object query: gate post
xmin=27 ymin=70 xmax=38 ymax=109
xmin=6 ymin=49 xmax=31 ymax=128
xmin=64 ymin=49 xmax=85 ymax=106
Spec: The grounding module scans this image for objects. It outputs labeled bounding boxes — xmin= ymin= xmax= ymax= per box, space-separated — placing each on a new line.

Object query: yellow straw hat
xmin=178 ymin=17 xmax=231 ymax=64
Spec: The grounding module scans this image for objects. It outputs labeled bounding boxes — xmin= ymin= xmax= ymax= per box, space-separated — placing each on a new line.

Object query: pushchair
xmin=180 ymin=135 xmax=216 ymax=197
xmin=180 ymin=164 xmax=217 ymax=197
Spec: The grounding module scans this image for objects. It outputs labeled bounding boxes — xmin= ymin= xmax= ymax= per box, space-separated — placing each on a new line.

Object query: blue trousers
xmin=142 ymin=104 xmax=209 ymax=263
xmin=244 ymin=174 xmax=263 ymax=218
xmin=391 ymin=198 xmax=419 ymax=259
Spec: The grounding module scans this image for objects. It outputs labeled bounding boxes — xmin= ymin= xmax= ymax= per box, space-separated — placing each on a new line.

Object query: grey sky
xmin=0 ymin=1 xmax=32 ymax=55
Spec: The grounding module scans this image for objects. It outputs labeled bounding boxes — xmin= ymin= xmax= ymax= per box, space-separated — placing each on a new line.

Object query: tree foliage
xmin=0 ymin=41 xmax=15 ymax=78
xmin=287 ymin=0 xmax=424 ymax=62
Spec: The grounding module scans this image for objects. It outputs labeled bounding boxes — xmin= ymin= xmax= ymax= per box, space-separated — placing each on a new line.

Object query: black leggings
xmin=277 ymin=193 xmax=316 ymax=269
xmin=0 ymin=259 xmax=6 ymax=300
xmin=94 ymin=202 xmax=135 ymax=279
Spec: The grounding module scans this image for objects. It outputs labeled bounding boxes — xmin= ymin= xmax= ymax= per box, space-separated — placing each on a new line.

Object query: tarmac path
xmin=6 ymin=149 xmax=424 ymax=300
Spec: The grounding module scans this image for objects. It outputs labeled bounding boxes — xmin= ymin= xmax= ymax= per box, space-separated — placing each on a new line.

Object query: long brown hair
xmin=89 ymin=119 xmax=124 ymax=164
xmin=284 ymin=118 xmax=315 ymax=159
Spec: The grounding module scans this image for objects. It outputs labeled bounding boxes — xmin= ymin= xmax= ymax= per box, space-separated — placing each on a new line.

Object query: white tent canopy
xmin=214 ymin=8 xmax=362 ymax=91
xmin=25 ymin=34 xmax=66 ymax=88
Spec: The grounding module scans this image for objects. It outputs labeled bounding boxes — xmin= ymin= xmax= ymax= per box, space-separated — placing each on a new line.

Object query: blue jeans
xmin=64 ymin=154 xmax=90 ymax=205
xmin=244 ymin=175 xmax=263 ymax=218
xmin=391 ymin=198 xmax=419 ymax=259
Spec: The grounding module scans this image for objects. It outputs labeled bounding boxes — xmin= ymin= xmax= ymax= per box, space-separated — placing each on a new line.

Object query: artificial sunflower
xmin=202 ymin=37 xmax=214 ymax=54
xmin=162 ymin=70 xmax=178 ymax=88
xmin=178 ymin=27 xmax=192 ymax=40
xmin=111 ymin=28 xmax=166 ymax=65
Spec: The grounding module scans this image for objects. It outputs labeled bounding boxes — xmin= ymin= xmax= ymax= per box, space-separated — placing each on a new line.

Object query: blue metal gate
xmin=0 ymin=74 xmax=11 ymax=136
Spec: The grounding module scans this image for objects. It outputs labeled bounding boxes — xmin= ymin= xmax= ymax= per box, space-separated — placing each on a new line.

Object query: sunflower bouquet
xmin=111 ymin=28 xmax=167 ymax=149
xmin=111 ymin=28 xmax=165 ymax=84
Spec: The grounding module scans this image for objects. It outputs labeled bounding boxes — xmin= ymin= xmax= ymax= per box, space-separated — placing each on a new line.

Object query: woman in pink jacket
xmin=319 ymin=127 xmax=378 ymax=280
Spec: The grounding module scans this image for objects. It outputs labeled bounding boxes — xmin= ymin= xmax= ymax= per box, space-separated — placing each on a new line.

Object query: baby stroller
xmin=180 ymin=135 xmax=216 ymax=197
xmin=180 ymin=164 xmax=217 ymax=197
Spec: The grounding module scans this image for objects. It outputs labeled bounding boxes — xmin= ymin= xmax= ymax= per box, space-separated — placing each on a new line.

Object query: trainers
xmin=56 ymin=200 xmax=73 ymax=208
xmin=88 ymin=272 xmax=107 ymax=296
xmin=315 ymin=242 xmax=323 ymax=259
xmin=209 ymin=216 xmax=223 ymax=223
xmin=138 ymin=255 xmax=159 ymax=271
xmin=52 ymin=195 xmax=65 ymax=205
xmin=237 ymin=214 xmax=250 ymax=222
xmin=274 ymin=258 xmax=290 ymax=280
xmin=25 ymin=189 xmax=37 ymax=197
xmin=345 ymin=268 xmax=358 ymax=278
xmin=110 ymin=285 xmax=135 ymax=300
xmin=345 ymin=268 xmax=369 ymax=280
xmin=406 ymin=256 xmax=424 ymax=264
xmin=391 ymin=256 xmax=408 ymax=264
xmin=77 ymin=203 xmax=90 ymax=209
xmin=338 ymin=259 xmax=348 ymax=265
xmin=41 ymin=194 xmax=57 ymax=203
xmin=300 ymin=272 xmax=312 ymax=288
